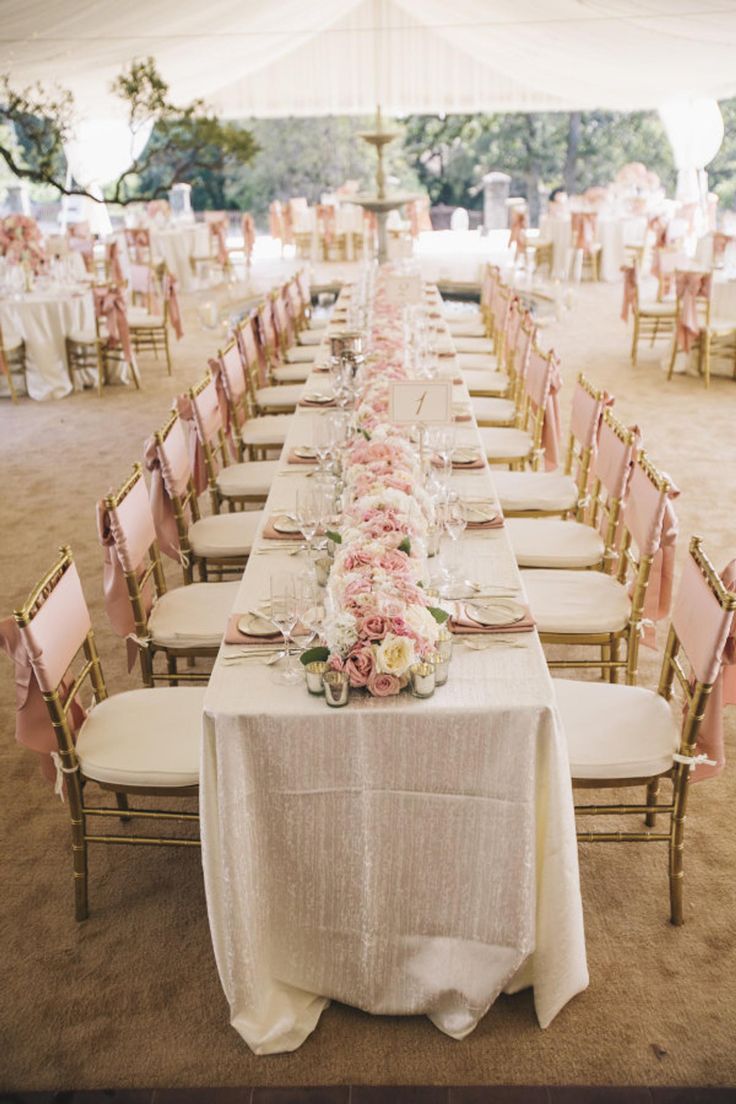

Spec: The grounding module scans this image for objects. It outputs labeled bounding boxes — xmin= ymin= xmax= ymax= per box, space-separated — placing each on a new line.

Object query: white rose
xmin=375 ymin=633 xmax=417 ymax=677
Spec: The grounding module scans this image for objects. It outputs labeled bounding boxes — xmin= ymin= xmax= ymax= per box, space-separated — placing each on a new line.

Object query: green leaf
xmin=358 ymin=427 xmax=371 ymax=440
xmin=398 ymin=537 xmax=411 ymax=554
xmin=326 ymin=530 xmax=342 ymax=544
xmin=300 ymin=646 xmax=330 ymax=667
xmin=427 ymin=605 xmax=449 ymax=624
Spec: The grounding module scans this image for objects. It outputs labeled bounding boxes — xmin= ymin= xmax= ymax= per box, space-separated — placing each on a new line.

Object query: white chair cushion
xmin=508 ymin=519 xmax=605 ymax=569
xmin=457 ymin=353 xmax=499 ymax=371
xmin=285 ymin=346 xmax=317 ymax=363
xmin=76 ymin=687 xmax=205 ymax=788
xmin=462 ymin=369 xmax=508 ymax=396
xmin=553 ymin=678 xmax=678 ymax=780
xmin=454 ymin=337 xmax=494 ymax=354
xmin=521 ymin=569 xmax=630 ymax=634
xmin=479 ymin=427 xmax=533 ymax=461
xmin=471 ymin=397 xmax=516 ymax=424
xmin=217 ymin=460 xmax=278 ymax=497
xmin=128 ymin=308 xmax=165 ymax=327
xmin=255 ymin=384 xmax=302 ymax=410
xmin=272 ymin=362 xmax=311 ymax=383
xmin=494 ymin=470 xmax=579 ymax=513
xmin=149 ymin=581 xmax=240 ymax=648
xmin=241 ymin=414 xmax=292 ymax=447
xmin=309 ymin=317 xmax=328 ymax=330
xmin=298 ymin=330 xmax=322 ymax=346
xmin=67 ymin=328 xmax=97 ymax=345
xmin=448 ymin=321 xmax=486 ymax=338
xmin=707 ymin=317 xmax=736 ymax=335
xmin=189 ymin=510 xmax=263 ymax=558
xmin=639 ymin=300 xmax=675 ymax=317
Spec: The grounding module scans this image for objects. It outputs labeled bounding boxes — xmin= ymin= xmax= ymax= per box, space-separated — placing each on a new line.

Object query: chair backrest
xmin=218 ymin=338 xmax=247 ymax=405
xmin=271 ymin=287 xmax=294 ymax=352
xmin=13 ymin=547 xmax=106 ymax=792
xmin=586 ymin=408 xmax=638 ymax=564
xmin=153 ymin=412 xmax=201 ymax=554
xmin=571 ymin=211 xmax=597 ymax=251
xmin=103 ymin=465 xmax=166 ymax=635
xmin=616 ymin=451 xmax=674 ymax=616
xmin=519 ymin=344 xmax=555 ymax=452
xmin=661 ymin=537 xmax=736 ymax=755
xmin=491 ymin=283 xmax=512 ymax=360
xmin=124 ymin=228 xmax=152 ymax=264
xmin=286 ymin=276 xmax=305 ymax=330
xmin=565 ymin=373 xmax=609 ymax=518
xmin=190 ymin=374 xmax=231 ymax=507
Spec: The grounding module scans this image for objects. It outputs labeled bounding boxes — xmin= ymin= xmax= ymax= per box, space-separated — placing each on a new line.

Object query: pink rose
xmin=327 ymin=654 xmax=344 ymax=672
xmin=367 ymin=671 xmax=401 ymax=697
xmin=344 ymin=645 xmax=375 ymax=688
xmin=360 ymin=613 xmax=390 ymax=640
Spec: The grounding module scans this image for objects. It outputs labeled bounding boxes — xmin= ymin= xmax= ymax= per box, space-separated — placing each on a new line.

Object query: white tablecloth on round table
xmin=0 ymin=287 xmax=95 ymax=400
xmin=201 ymin=286 xmax=588 ymax=1056
xmin=151 ymin=224 xmax=210 ymax=292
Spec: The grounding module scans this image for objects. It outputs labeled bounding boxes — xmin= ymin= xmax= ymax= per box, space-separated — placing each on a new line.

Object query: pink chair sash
xmin=569 ymin=380 xmax=610 ymax=454
xmin=96 ymin=481 xmax=155 ymax=669
xmin=124 ymin=228 xmax=151 ymax=264
xmin=106 ymin=240 xmax=125 ymax=285
xmin=593 ymin=419 xmax=638 ymax=500
xmin=242 ymin=213 xmax=256 ymax=262
xmin=675 ymin=270 xmax=712 ymax=352
xmin=191 ymin=377 xmax=222 ymax=447
xmin=208 ymin=220 xmax=229 ymax=266
xmin=175 ymin=394 xmax=208 ymax=496
xmin=93 ymin=286 xmax=133 ymax=362
xmin=67 ymin=222 xmax=94 ymax=271
xmin=142 ymin=420 xmax=191 ymax=562
xmin=712 ymin=231 xmax=732 ymax=263
xmin=571 ymin=212 xmax=597 ymax=252
xmin=210 ymin=355 xmax=239 ymax=456
xmin=623 ymin=461 xmax=679 ymax=644
xmin=526 ymin=349 xmax=562 ymax=472
xmin=164 ymin=273 xmax=183 ymax=339
xmin=0 ymin=614 xmax=86 ymax=785
xmin=620 ymin=264 xmax=637 ymax=322
xmin=269 ymin=201 xmax=283 ymax=241
xmin=509 ymin=208 xmax=527 ymax=250
xmin=672 ymin=557 xmax=736 ymax=782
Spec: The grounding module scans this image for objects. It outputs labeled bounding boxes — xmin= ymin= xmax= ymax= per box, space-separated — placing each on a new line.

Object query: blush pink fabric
xmin=509 ymin=208 xmax=527 ymax=250
xmin=571 ymin=212 xmax=597 ymax=252
xmin=175 ymin=394 xmax=208 ymax=496
xmin=20 ymin=563 xmax=92 ymax=695
xmin=191 ymin=376 xmax=222 ymax=447
xmin=0 ymin=613 xmax=86 ymax=784
xmin=162 ymin=272 xmax=183 ymax=339
xmin=671 ymin=557 xmax=736 ymax=782
xmin=675 ymin=270 xmax=712 ymax=352
xmin=242 ymin=213 xmax=256 ymax=262
xmin=620 ymin=264 xmax=638 ymax=322
xmin=106 ymin=240 xmax=125 ymax=285
xmin=93 ymin=285 xmax=133 ymax=362
xmin=143 ymin=420 xmax=191 ymax=562
xmin=67 ymin=222 xmax=94 ymax=271
xmin=623 ymin=461 xmax=680 ymax=645
xmin=207 ymin=218 xmax=229 ymax=266
xmin=124 ymin=227 xmax=151 ymax=264
xmin=526 ymin=348 xmax=562 ymax=472
xmin=269 ymin=201 xmax=283 ymax=241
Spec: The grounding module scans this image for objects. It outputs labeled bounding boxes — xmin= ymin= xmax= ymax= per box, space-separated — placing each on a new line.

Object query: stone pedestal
xmin=169 ymin=182 xmax=193 ymax=222
xmin=482 ymin=172 xmax=510 ymax=231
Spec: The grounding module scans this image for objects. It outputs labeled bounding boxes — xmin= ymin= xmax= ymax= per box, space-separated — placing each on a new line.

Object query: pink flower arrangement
xmin=0 ymin=215 xmax=46 ymax=274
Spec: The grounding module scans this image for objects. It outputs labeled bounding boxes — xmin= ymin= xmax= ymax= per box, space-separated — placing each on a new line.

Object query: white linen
xmin=0 ymin=287 xmax=95 ymax=400
xmin=538 ymin=215 xmax=646 ymax=283
xmin=10 ymin=2 xmax=734 ymax=118
xmin=200 ymin=287 xmax=588 ymax=1055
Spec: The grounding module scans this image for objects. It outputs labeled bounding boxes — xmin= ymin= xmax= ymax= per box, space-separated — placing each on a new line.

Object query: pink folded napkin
xmin=466 ymin=514 xmax=504 ymax=530
xmin=449 ymin=602 xmax=535 ymax=635
xmin=453 ymin=412 xmax=472 ymax=423
xmin=262 ymin=516 xmax=304 ymax=540
xmin=287 ymin=449 xmax=318 ymax=465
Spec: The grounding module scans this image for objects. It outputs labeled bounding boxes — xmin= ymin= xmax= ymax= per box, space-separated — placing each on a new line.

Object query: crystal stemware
xmin=269 ymin=573 xmax=302 ymax=684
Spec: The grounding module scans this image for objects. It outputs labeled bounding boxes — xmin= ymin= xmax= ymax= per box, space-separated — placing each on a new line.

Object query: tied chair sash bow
xmin=620 ymin=265 xmax=637 ymax=322
xmin=242 ymin=214 xmax=256 ymax=261
xmin=96 ymin=501 xmax=153 ymax=670
xmin=209 ymin=221 xmax=228 ymax=266
xmin=691 ymin=559 xmax=736 ymax=782
xmin=106 ymin=240 xmax=125 ymax=285
xmin=165 ymin=274 xmax=183 ymax=339
xmin=94 ymin=286 xmax=133 ymax=363
xmin=143 ymin=437 xmax=183 ymax=563
xmin=640 ymin=482 xmax=680 ymax=648
xmin=174 ymin=394 xmax=208 ymax=496
xmin=540 ymin=355 xmax=563 ymax=472
xmin=209 ymin=356 xmax=238 ymax=459
xmin=676 ymin=271 xmax=712 ymax=352
xmin=0 ymin=617 xmax=86 ymax=787
xmin=572 ymin=212 xmax=596 ymax=252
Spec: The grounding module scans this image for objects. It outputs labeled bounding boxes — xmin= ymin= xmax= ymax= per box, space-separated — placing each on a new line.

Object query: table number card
xmin=383 ymin=273 xmax=423 ymax=306
xmin=389 ymin=380 xmax=452 ymax=425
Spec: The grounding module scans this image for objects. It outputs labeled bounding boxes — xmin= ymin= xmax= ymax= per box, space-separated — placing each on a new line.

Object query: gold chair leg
xmin=669 ymin=771 xmax=689 ymax=926
xmin=666 ymin=333 xmax=678 ymax=380
xmin=164 ymin=330 xmax=172 ymax=376
xmin=704 ymin=335 xmax=711 ymax=389
xmin=645 ymin=778 xmax=659 ymax=828
xmin=609 ymin=636 xmax=620 ymax=684
xmin=71 ymin=809 xmax=89 ymax=921
xmin=167 ymin=653 xmax=178 ymax=687
xmin=631 ymin=315 xmax=639 ymax=367
xmin=116 ymin=792 xmax=132 ymax=822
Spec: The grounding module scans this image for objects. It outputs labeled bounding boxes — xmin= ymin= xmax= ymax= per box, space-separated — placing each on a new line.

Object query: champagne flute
xmin=313 ymin=413 xmax=332 ymax=473
xmin=443 ymin=492 xmax=467 ymax=584
xmin=297 ymin=577 xmax=325 ymax=646
xmin=270 ymin=573 xmax=302 ymax=684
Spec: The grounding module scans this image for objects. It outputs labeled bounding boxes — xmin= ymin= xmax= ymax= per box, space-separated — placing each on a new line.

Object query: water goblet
xmin=269 ymin=572 xmax=302 ymax=685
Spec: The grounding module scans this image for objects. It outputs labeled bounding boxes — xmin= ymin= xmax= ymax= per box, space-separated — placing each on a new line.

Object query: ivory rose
xmin=375 ymin=634 xmax=416 ymax=677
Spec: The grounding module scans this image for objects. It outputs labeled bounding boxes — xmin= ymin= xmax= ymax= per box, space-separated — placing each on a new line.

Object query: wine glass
xmin=297 ymin=577 xmax=325 ymax=646
xmin=312 ymin=413 xmax=332 ymax=472
xmin=294 ymin=489 xmax=319 ymax=553
xmin=442 ymin=492 xmax=467 ymax=585
xmin=269 ymin=573 xmax=302 ymax=685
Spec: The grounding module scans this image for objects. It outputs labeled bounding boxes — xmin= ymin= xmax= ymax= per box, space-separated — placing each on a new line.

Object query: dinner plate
xmin=452 ymin=448 xmax=481 ymax=465
xmin=303 ymin=392 xmax=333 ymax=404
xmin=294 ymin=445 xmax=317 ymax=459
xmin=272 ymin=515 xmax=302 ymax=534
xmin=237 ymin=612 xmax=279 ymax=637
xmin=464 ymin=598 xmax=526 ymax=627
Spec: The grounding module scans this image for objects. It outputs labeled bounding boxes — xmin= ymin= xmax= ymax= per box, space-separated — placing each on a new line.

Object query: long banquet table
xmin=201 ymin=283 xmax=588 ymax=1054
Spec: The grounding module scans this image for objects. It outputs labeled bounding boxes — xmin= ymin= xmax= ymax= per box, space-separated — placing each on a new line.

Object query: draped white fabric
xmin=4 ymin=0 xmax=736 ymax=118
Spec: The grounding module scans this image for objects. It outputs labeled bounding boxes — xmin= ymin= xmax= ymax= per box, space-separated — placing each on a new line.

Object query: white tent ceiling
xmin=3 ymin=0 xmax=736 ymax=119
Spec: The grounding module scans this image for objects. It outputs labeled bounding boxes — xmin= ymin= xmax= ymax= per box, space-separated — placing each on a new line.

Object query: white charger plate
xmin=237 ymin=612 xmax=279 ymax=637
xmin=464 ymin=598 xmax=525 ymax=627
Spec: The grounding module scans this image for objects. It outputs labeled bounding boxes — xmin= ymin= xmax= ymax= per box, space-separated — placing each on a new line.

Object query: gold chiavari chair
xmin=479 ymin=343 xmax=560 ymax=470
xmin=667 ymin=269 xmax=736 ymax=389
xmin=243 ymin=301 xmax=302 ymax=414
xmin=522 ymin=450 xmax=676 ymax=685
xmin=101 ymin=464 xmax=239 ymax=685
xmin=0 ymin=319 xmax=27 ymax=402
xmin=128 ymin=263 xmax=176 ymax=376
xmin=66 ymin=283 xmax=140 ymax=398
xmin=233 ymin=316 xmax=293 ymax=459
xmin=13 ymin=546 xmax=203 ymax=920
xmin=554 ymin=536 xmax=736 ymax=924
xmin=620 ymin=263 xmax=675 ymax=367
xmin=470 ymin=299 xmax=530 ymax=427
xmin=212 ymin=340 xmax=283 ymax=487
xmin=190 ymin=370 xmax=277 ymax=512
xmin=508 ymin=404 xmax=635 ymax=570
xmin=271 ymin=286 xmax=318 ymax=365
xmin=151 ymin=411 xmax=262 ymax=582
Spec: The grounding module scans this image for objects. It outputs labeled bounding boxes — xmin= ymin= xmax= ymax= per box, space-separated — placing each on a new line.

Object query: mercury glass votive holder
xmin=410 ymin=659 xmax=437 ymax=698
xmin=323 ymin=669 xmax=350 ymax=707
xmin=314 ymin=556 xmax=332 ymax=587
xmin=305 ymin=661 xmax=328 ymax=694
xmin=435 ymin=633 xmax=453 ymax=686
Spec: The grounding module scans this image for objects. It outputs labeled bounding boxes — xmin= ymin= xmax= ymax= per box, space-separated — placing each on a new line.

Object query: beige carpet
xmin=1 ymin=266 xmax=736 ymax=1091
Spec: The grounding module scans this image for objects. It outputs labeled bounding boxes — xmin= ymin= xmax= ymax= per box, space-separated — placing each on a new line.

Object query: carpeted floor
xmin=1 ymin=265 xmax=735 ymax=1092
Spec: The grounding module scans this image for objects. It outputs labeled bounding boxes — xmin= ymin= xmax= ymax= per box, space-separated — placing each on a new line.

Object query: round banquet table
xmin=151 ymin=224 xmax=211 ymax=293
xmin=0 ymin=286 xmax=96 ymax=400
xmin=539 ymin=214 xmax=646 ymax=282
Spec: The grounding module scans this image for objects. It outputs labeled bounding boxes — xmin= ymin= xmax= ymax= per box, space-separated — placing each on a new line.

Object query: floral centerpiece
xmin=0 ymin=214 xmax=46 ymax=274
xmin=302 ymin=271 xmax=449 ymax=697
